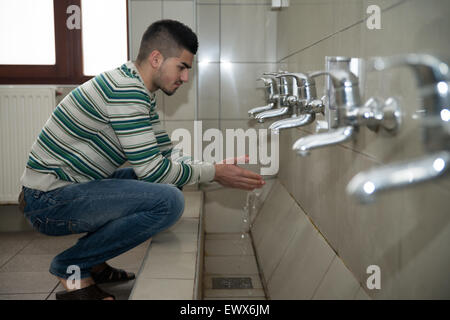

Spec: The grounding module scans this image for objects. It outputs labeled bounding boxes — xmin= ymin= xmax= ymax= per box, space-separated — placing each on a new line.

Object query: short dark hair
xmin=136 ymin=19 xmax=198 ymax=63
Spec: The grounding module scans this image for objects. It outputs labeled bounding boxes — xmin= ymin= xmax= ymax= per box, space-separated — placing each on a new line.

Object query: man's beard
xmin=161 ymin=86 xmax=177 ymax=96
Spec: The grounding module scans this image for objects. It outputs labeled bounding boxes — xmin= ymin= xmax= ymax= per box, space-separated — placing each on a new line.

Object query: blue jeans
xmin=22 ymin=168 xmax=185 ymax=280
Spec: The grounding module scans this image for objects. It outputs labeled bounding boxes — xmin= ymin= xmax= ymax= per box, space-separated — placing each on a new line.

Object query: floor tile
xmin=167 ymin=218 xmax=199 ymax=234
xmin=151 ymin=232 xmax=198 ymax=253
xmin=131 ymin=278 xmax=194 ymax=300
xmin=0 ymin=254 xmax=54 ymax=273
xmin=205 ymin=233 xmax=251 ymax=240
xmin=204 ymin=256 xmax=259 ymax=275
xmin=139 ymin=252 xmax=197 ymax=279
xmin=0 ymin=232 xmax=36 ymax=255
xmin=205 ymin=237 xmax=254 ymax=256
xmin=20 ymin=236 xmax=80 ymax=255
xmin=107 ymin=250 xmax=147 ymax=273
xmin=183 ymin=191 xmax=203 ymax=218
xmin=0 ymin=272 xmax=58 ymax=294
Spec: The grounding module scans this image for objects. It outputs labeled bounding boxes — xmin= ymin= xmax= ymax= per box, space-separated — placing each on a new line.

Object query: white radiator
xmin=0 ymin=87 xmax=56 ymax=204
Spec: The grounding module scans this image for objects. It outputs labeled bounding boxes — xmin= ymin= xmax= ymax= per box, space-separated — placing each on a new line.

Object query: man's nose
xmin=181 ymin=69 xmax=189 ymax=82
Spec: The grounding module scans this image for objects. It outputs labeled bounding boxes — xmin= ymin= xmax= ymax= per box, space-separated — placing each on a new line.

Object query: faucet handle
xmin=257 ymin=77 xmax=272 ymax=86
xmin=309 ymin=69 xmax=359 ymax=88
xmin=278 ymin=73 xmax=314 ymax=85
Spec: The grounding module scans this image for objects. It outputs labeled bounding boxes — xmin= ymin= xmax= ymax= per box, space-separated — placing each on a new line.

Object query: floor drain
xmin=212 ymin=277 xmax=253 ymax=289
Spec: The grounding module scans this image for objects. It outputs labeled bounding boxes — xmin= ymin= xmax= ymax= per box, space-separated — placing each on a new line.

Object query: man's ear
xmin=148 ymin=50 xmax=164 ymax=69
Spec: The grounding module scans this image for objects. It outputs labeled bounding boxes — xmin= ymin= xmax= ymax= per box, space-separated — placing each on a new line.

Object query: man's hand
xmin=213 ymin=156 xmax=265 ymax=191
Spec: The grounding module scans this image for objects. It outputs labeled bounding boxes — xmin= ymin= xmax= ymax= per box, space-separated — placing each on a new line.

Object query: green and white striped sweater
xmin=20 ymin=61 xmax=215 ymax=192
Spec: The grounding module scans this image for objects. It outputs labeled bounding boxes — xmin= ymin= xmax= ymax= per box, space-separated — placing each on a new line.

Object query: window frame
xmin=0 ymin=0 xmax=129 ymax=85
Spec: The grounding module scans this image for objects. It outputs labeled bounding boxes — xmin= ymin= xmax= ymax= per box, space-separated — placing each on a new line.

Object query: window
xmin=0 ymin=0 xmax=129 ymax=84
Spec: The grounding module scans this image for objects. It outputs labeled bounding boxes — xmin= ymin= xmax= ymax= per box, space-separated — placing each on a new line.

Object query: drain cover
xmin=212 ymin=277 xmax=253 ymax=289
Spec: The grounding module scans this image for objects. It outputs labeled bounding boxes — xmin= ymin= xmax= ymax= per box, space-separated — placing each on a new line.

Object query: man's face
xmin=154 ymin=49 xmax=193 ymax=96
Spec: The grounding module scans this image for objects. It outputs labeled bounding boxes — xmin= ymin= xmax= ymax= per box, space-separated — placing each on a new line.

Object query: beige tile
xmin=251 ymin=180 xmax=295 ymax=247
xmin=336 ymin=148 xmax=404 ymax=297
xmin=139 ymin=252 xmax=197 ymax=279
xmin=197 ymin=4 xmax=220 ymax=62
xmin=151 ymin=231 xmax=198 ymax=253
xmin=332 ymin=0 xmax=365 ymax=31
xmin=0 ymin=206 xmax=34 ymax=232
xmin=20 ymin=236 xmax=79 ymax=255
xmin=106 ymin=250 xmax=147 ymax=273
xmin=392 ymin=183 xmax=450 ymax=299
xmin=204 ymin=187 xmax=251 ymax=233
xmin=182 ymin=191 xmax=203 ymax=218
xmin=162 ymin=1 xmax=195 ymax=30
xmin=131 ymin=278 xmax=194 ymax=300
xmin=205 ymin=233 xmax=250 ymax=240
xmin=198 ymin=0 xmax=219 ymax=4
xmin=279 ymin=0 xmax=334 ymax=61
xmin=0 ymin=272 xmax=58 ymax=294
xmin=198 ymin=62 xmax=220 ymax=120
xmin=205 ymin=237 xmax=254 ymax=257
xmin=0 ymin=254 xmax=54 ymax=273
xmin=129 ymin=1 xmax=162 ymax=60
xmin=204 ymin=256 xmax=259 ymax=275
xmin=167 ymin=217 xmax=199 ymax=234
xmin=312 ymin=256 xmax=360 ymax=300
xmin=354 ymin=286 xmax=371 ymax=300
xmin=220 ymin=63 xmax=278 ymax=120
xmin=0 ymin=231 xmax=37 ymax=254
xmin=220 ymin=4 xmax=277 ymax=62
xmin=255 ymin=202 xmax=307 ymax=283
xmin=221 ymin=0 xmax=271 ymax=4
xmin=267 ymin=217 xmax=336 ymax=300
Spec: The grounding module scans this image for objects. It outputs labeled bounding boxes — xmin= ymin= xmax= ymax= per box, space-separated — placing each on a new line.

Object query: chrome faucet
xmin=248 ymin=76 xmax=278 ymax=118
xmin=254 ymin=72 xmax=292 ymax=123
xmin=346 ymin=54 xmax=450 ymax=203
xmin=269 ymin=72 xmax=326 ymax=134
xmin=292 ymin=69 xmax=402 ymax=156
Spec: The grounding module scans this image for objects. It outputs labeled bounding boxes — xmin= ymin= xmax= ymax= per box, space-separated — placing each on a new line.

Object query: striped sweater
xmin=20 ymin=61 xmax=215 ymax=192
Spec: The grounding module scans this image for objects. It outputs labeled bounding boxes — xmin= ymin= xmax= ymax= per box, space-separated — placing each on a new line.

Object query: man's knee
xmin=166 ymin=186 xmax=185 ymax=224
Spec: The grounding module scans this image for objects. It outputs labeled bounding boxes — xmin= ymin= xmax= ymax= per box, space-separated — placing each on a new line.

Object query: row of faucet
xmin=248 ymin=54 xmax=450 ymax=204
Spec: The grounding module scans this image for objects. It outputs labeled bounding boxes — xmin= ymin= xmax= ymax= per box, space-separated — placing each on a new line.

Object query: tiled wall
xmin=128 ymin=0 xmax=450 ymax=299
xmin=274 ymin=0 xmax=450 ymax=299
xmin=129 ymin=0 xmax=281 ymax=160
xmin=129 ymin=0 xmax=198 ymax=147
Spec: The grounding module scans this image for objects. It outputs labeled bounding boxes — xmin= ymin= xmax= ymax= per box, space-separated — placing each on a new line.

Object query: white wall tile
xmin=220 ymin=5 xmax=277 ymax=62
xmin=129 ymin=1 xmax=162 ymax=61
xmin=162 ymin=1 xmax=195 ymax=30
xmin=197 ymin=4 xmax=220 ymax=62
xmin=312 ymin=256 xmax=360 ymax=300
